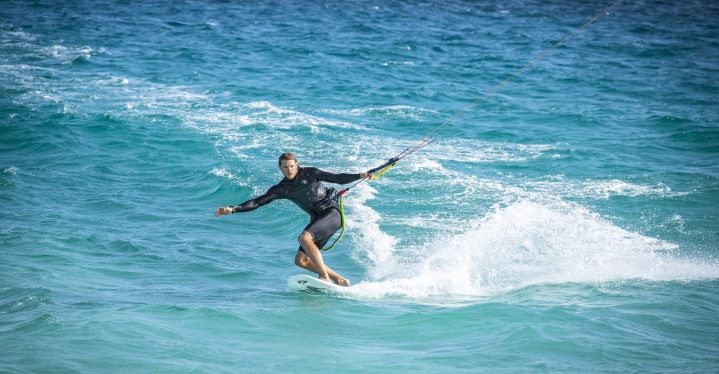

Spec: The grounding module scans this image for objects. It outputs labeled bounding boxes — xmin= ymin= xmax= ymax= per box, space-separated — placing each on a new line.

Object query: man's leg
xmin=294 ymin=249 xmax=349 ymax=286
xmin=297 ymin=231 xmax=331 ymax=282
xmin=295 ymin=237 xmax=349 ymax=286
xmin=296 ymin=208 xmax=349 ymax=286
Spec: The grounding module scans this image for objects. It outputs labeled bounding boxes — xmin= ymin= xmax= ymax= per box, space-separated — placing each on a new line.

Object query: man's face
xmin=279 ymin=159 xmax=298 ymax=179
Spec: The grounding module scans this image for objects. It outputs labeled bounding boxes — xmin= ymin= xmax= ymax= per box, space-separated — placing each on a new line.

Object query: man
xmin=215 ymin=152 xmax=371 ymax=286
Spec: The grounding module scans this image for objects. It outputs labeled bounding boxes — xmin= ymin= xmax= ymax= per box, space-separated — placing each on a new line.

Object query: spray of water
xmin=345 ymin=199 xmax=719 ymax=300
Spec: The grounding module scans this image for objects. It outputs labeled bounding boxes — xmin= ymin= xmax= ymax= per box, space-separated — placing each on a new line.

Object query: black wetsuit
xmin=231 ymin=167 xmax=361 ymax=251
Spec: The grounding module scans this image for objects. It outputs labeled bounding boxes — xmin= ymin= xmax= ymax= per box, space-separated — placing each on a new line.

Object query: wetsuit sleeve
xmin=308 ymin=167 xmax=362 ymax=185
xmin=231 ymin=186 xmax=281 ymax=213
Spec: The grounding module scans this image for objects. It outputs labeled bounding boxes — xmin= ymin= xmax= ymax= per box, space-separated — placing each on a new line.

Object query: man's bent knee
xmin=298 ymin=231 xmax=314 ymax=245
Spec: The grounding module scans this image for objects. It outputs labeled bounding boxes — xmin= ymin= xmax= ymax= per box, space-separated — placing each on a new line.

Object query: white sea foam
xmin=3 ymin=166 xmax=19 ymax=175
xmin=424 ymin=139 xmax=557 ymax=163
xmin=1 ymin=29 xmax=37 ymax=42
xmin=0 ymin=64 xmax=55 ymax=78
xmin=381 ymin=61 xmax=415 ymax=67
xmin=44 ymin=44 xmax=95 ymax=63
xmin=323 ymin=104 xmax=440 ymax=120
xmin=210 ymin=167 xmax=245 ymax=183
xmin=343 ymin=200 xmax=719 ymax=301
xmin=240 ymin=101 xmax=361 ymax=130
xmin=344 ymin=183 xmax=399 ymax=280
xmin=525 ymin=177 xmax=683 ymax=199
xmin=93 ymin=75 xmax=130 ymax=86
xmin=227 ymin=138 xmax=265 ymax=159
xmin=178 ymin=101 xmax=363 ymax=149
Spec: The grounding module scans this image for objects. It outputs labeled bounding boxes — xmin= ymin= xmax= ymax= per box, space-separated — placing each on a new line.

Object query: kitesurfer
xmin=215 ymin=152 xmax=371 ymax=286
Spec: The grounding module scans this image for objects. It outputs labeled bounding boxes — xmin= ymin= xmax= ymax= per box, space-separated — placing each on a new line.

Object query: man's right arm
xmin=215 ymin=187 xmax=280 ymax=217
xmin=230 ymin=190 xmax=278 ymax=213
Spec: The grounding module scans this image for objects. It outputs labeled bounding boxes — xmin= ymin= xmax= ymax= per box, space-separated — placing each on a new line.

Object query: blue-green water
xmin=2 ymin=0 xmax=719 ymax=372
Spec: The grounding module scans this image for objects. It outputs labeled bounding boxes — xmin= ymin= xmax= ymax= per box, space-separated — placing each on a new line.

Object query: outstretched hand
xmin=214 ymin=206 xmax=233 ymax=217
xmin=360 ymin=172 xmax=373 ymax=179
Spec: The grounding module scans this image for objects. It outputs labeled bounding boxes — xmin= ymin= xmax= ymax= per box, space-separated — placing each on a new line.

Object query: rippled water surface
xmin=2 ymin=0 xmax=718 ymax=372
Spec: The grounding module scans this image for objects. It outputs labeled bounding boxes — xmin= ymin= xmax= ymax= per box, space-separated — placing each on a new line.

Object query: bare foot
xmin=333 ymin=276 xmax=350 ymax=287
xmin=319 ymin=274 xmax=333 ymax=284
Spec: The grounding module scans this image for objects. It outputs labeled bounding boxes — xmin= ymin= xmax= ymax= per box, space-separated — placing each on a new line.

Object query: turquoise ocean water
xmin=2 ymin=0 xmax=719 ymax=372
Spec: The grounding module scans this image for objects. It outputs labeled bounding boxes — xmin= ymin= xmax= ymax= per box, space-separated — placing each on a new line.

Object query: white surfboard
xmin=287 ymin=274 xmax=343 ymax=293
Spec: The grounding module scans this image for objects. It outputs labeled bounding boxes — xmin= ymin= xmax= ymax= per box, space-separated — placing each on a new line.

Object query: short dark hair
xmin=278 ymin=152 xmax=298 ymax=166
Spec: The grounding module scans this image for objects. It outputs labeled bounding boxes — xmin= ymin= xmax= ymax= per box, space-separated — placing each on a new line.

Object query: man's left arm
xmin=312 ymin=167 xmax=370 ymax=184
